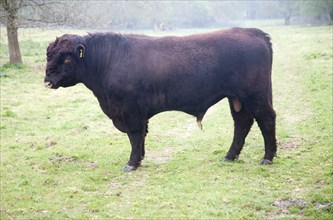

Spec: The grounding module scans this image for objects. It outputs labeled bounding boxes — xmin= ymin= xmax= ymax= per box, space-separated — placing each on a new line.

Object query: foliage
xmin=0 ymin=25 xmax=332 ymax=219
xmin=0 ymin=0 xmax=83 ymax=27
xmin=300 ymin=0 xmax=333 ymax=17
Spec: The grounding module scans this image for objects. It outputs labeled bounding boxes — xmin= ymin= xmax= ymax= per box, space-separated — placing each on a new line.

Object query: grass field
xmin=0 ymin=25 xmax=332 ymax=219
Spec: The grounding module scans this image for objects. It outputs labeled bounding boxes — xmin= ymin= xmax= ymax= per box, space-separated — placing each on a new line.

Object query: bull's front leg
xmin=123 ymin=130 xmax=145 ymax=172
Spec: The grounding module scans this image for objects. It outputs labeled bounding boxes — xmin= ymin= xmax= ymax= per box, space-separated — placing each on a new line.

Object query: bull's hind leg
xmin=224 ymin=98 xmax=254 ymax=161
xmin=249 ymin=99 xmax=277 ymax=164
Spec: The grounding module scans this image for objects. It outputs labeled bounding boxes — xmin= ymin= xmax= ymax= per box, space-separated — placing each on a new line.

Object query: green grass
xmin=1 ymin=26 xmax=332 ymax=219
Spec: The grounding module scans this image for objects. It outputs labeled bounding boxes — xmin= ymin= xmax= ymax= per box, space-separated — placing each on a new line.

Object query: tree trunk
xmin=284 ymin=16 xmax=290 ymax=25
xmin=2 ymin=0 xmax=22 ymax=64
xmin=7 ymin=25 xmax=22 ymax=64
xmin=325 ymin=0 xmax=333 ymax=24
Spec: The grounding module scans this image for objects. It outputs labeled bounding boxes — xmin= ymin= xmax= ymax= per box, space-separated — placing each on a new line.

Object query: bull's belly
xmin=147 ymin=92 xmax=226 ymax=119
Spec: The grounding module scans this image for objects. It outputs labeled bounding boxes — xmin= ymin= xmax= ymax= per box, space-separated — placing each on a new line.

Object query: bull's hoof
xmin=260 ymin=159 xmax=273 ymax=165
xmin=123 ymin=164 xmax=137 ymax=172
xmin=222 ymin=156 xmax=239 ymax=162
xmin=222 ymin=157 xmax=234 ymax=162
xmin=123 ymin=161 xmax=142 ymax=172
xmin=222 ymin=155 xmax=238 ymax=162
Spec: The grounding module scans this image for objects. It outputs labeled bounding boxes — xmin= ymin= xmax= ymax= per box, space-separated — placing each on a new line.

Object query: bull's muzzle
xmin=44 ymin=81 xmax=53 ymax=89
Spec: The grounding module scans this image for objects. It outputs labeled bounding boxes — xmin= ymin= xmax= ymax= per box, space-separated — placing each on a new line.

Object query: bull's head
xmin=44 ymin=34 xmax=86 ymax=89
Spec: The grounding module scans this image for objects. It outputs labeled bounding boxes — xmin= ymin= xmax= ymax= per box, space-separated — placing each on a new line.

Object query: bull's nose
xmin=44 ymin=81 xmax=53 ymax=88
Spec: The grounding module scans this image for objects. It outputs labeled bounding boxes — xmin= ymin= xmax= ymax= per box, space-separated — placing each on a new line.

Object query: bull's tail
xmin=252 ymin=28 xmax=273 ymax=105
xmin=263 ymin=32 xmax=273 ymax=71
xmin=264 ymin=32 xmax=273 ymax=106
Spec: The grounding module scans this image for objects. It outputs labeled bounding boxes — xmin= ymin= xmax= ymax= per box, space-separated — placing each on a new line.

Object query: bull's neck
xmin=78 ymin=66 xmax=105 ymax=97
xmin=77 ymin=33 xmax=129 ymax=97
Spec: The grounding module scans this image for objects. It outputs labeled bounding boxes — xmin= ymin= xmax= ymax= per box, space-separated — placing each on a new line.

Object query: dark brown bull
xmin=44 ymin=28 xmax=277 ymax=172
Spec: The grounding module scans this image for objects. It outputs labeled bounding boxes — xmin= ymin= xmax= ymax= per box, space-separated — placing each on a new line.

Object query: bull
xmin=44 ymin=28 xmax=277 ymax=172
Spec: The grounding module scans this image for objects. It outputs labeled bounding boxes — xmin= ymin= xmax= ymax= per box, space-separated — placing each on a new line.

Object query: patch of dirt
xmin=71 ymin=125 xmax=89 ymax=135
xmin=108 ymin=146 xmax=177 ymax=197
xmin=281 ymin=102 xmax=313 ymax=127
xmin=45 ymin=137 xmax=57 ymax=148
xmin=49 ymin=155 xmax=98 ymax=168
xmin=273 ymin=198 xmax=308 ymax=213
xmin=313 ymin=202 xmax=333 ymax=211
xmin=279 ymin=136 xmax=304 ymax=150
xmin=108 ymin=170 xmax=149 ymax=197
xmin=108 ymin=146 xmax=178 ymax=194
xmin=49 ymin=155 xmax=77 ymax=163
xmin=271 ymin=198 xmax=333 ymax=218
xmin=109 ymin=181 xmax=123 ymax=191
xmin=146 ymin=146 xmax=178 ymax=164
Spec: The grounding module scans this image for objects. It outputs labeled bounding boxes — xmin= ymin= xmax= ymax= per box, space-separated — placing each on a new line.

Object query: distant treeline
xmin=1 ymin=1 xmax=332 ymax=30
xmin=0 ymin=1 xmax=332 ymax=64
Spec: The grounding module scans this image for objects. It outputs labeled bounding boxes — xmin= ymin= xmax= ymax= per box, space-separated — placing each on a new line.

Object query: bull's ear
xmin=76 ymin=44 xmax=85 ymax=59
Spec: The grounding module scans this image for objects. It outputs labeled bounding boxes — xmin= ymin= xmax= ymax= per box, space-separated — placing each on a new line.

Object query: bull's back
xmin=140 ymin=28 xmax=272 ymax=101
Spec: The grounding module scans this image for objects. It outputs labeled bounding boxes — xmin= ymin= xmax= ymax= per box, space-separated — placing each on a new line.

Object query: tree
xmin=278 ymin=0 xmax=299 ymax=25
xmin=0 ymin=0 xmax=76 ymax=64
xmin=299 ymin=0 xmax=333 ymax=24
xmin=1 ymin=0 xmax=22 ymax=64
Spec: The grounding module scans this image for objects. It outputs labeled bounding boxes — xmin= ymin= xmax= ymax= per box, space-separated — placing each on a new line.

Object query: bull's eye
xmin=63 ymin=56 xmax=71 ymax=64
